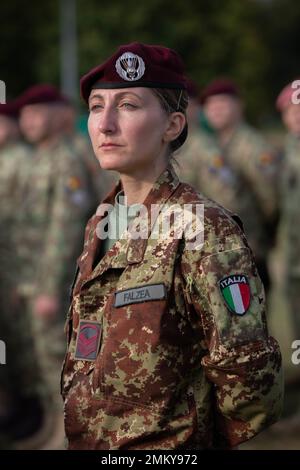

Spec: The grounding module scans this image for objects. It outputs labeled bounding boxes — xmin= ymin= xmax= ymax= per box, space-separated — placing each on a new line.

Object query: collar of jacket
xmin=77 ymin=164 xmax=180 ymax=284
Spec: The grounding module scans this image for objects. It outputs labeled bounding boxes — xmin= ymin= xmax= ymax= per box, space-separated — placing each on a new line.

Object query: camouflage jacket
xmin=61 ymin=165 xmax=283 ymax=450
xmin=0 ymin=142 xmax=31 ymax=225
xmin=178 ymin=124 xmax=280 ymax=259
xmin=280 ymin=134 xmax=300 ymax=277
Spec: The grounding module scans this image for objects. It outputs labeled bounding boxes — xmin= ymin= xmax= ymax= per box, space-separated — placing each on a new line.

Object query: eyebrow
xmin=89 ymin=91 xmax=143 ymax=103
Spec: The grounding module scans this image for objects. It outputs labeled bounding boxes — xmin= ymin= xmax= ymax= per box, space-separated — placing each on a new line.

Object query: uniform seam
xmin=93 ymin=394 xmax=162 ymax=414
xmin=199 ymin=246 xmax=248 ymax=264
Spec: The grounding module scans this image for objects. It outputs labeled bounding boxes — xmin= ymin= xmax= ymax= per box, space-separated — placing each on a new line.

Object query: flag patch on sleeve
xmin=218 ymin=274 xmax=251 ymax=315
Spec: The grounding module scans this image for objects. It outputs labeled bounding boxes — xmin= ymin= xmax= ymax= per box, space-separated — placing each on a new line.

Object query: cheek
xmin=31 ymin=116 xmax=46 ymax=132
xmin=206 ymin=106 xmax=218 ymax=120
xmin=293 ymin=110 xmax=300 ymax=123
xmin=214 ymin=107 xmax=231 ymax=124
xmin=20 ymin=116 xmax=29 ymax=131
xmin=36 ymin=113 xmax=48 ymax=129
xmin=126 ymin=113 xmax=166 ymax=149
xmin=87 ymin=115 xmax=98 ymax=144
xmin=284 ymin=111 xmax=298 ymax=130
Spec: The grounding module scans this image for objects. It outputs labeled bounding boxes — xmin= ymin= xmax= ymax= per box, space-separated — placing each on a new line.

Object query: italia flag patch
xmin=219 ymin=274 xmax=251 ymax=315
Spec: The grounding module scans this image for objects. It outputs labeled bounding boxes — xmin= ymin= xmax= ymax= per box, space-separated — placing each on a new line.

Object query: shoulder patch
xmin=219 ymin=274 xmax=251 ymax=315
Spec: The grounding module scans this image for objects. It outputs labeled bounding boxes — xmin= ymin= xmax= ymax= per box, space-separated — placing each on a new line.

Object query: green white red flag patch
xmin=219 ymin=274 xmax=251 ymax=315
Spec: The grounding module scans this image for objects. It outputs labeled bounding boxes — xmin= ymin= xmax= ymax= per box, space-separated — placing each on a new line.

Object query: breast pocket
xmin=92 ymin=284 xmax=192 ymax=411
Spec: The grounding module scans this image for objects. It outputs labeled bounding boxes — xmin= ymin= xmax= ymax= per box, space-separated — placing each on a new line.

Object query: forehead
xmin=205 ymin=94 xmax=238 ymax=106
xmin=89 ymin=87 xmax=154 ymax=101
xmin=21 ymin=103 xmax=52 ymax=115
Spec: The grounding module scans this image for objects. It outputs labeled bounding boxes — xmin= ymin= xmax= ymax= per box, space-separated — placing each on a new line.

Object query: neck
xmin=119 ymin=159 xmax=168 ymax=206
xmin=218 ymin=122 xmax=239 ymax=147
xmin=36 ymin=134 xmax=60 ymax=150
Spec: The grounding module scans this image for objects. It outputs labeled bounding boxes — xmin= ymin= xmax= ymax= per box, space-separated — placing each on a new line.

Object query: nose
xmin=98 ymin=105 xmax=117 ymax=134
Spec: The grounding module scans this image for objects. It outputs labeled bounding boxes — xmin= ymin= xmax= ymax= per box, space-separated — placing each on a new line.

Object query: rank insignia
xmin=74 ymin=320 xmax=101 ymax=361
xmin=219 ymin=274 xmax=251 ymax=315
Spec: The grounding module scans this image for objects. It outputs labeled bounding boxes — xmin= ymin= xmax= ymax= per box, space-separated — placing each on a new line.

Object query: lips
xmin=100 ymin=143 xmax=122 ymax=148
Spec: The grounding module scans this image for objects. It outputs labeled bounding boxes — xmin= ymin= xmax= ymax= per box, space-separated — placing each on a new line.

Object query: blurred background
xmin=1 ymin=0 xmax=300 ymax=451
xmin=1 ymin=0 xmax=300 ymax=121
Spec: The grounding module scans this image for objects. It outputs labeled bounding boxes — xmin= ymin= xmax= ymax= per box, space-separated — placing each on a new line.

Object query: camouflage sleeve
xmin=240 ymin=137 xmax=280 ymax=220
xmin=182 ymin=225 xmax=283 ymax=447
xmin=37 ymin=151 xmax=92 ymax=298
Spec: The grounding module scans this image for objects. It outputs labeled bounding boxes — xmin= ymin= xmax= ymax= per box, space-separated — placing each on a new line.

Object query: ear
xmin=163 ymin=112 xmax=186 ymax=144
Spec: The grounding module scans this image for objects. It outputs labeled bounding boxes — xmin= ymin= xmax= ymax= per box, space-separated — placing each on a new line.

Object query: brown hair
xmin=151 ymin=88 xmax=188 ymax=152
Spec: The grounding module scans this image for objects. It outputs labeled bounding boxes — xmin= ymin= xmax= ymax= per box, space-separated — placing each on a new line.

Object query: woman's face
xmin=19 ymin=104 xmax=53 ymax=143
xmin=88 ymin=87 xmax=173 ymax=175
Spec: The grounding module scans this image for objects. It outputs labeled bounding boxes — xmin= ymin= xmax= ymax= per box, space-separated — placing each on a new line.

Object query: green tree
xmin=0 ymin=0 xmax=298 ymax=121
xmin=77 ymin=0 xmax=270 ymax=120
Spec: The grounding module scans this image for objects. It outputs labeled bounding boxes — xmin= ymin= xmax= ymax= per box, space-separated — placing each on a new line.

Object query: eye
xmin=119 ymin=102 xmax=138 ymax=110
xmin=89 ymin=104 xmax=103 ymax=112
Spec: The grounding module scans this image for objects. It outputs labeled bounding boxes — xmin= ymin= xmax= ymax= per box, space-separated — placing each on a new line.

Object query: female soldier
xmin=61 ymin=42 xmax=283 ymax=450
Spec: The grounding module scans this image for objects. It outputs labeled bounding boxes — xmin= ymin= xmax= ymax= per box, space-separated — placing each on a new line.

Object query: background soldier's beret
xmin=16 ymin=84 xmax=70 ymax=109
xmin=0 ymin=102 xmax=19 ymax=118
xmin=80 ymin=42 xmax=187 ymax=103
xmin=200 ymin=78 xmax=240 ymax=105
xmin=276 ymin=80 xmax=299 ymax=111
xmin=185 ymin=78 xmax=200 ymax=99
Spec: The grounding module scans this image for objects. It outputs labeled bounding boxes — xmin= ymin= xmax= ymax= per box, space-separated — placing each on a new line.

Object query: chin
xmin=25 ymin=135 xmax=40 ymax=143
xmin=96 ymin=157 xmax=122 ymax=172
xmin=95 ymin=152 xmax=129 ymax=173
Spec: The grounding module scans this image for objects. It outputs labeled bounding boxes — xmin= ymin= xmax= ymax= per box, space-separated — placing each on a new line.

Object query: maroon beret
xmin=16 ymin=84 xmax=69 ymax=109
xmin=200 ymin=78 xmax=240 ymax=105
xmin=185 ymin=78 xmax=200 ymax=99
xmin=80 ymin=42 xmax=187 ymax=103
xmin=0 ymin=102 xmax=18 ymax=118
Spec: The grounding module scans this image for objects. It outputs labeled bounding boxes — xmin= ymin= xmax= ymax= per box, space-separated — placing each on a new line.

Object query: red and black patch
xmin=74 ymin=320 xmax=101 ymax=361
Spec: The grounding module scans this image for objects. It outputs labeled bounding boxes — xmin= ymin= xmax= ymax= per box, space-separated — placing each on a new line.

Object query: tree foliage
xmin=0 ymin=0 xmax=299 ymax=121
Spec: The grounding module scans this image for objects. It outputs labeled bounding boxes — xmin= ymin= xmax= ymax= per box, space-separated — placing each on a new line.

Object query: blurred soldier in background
xmin=13 ymin=84 xmax=94 ymax=433
xmin=0 ymin=103 xmax=44 ymax=447
xmin=0 ymin=102 xmax=31 ymax=222
xmin=176 ymin=79 xmax=224 ymax=192
xmin=277 ymin=81 xmax=300 ymax=358
xmin=269 ymin=79 xmax=300 ymax=435
xmin=200 ymin=78 xmax=280 ymax=293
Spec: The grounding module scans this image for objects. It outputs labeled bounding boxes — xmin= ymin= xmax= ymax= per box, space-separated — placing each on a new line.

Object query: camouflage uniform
xmin=0 ymin=142 xmax=31 ymax=223
xmin=61 ymin=165 xmax=283 ymax=450
xmin=178 ymin=123 xmax=280 ymax=290
xmin=280 ymin=134 xmax=300 ymax=337
xmin=176 ymin=128 xmax=222 ymax=191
